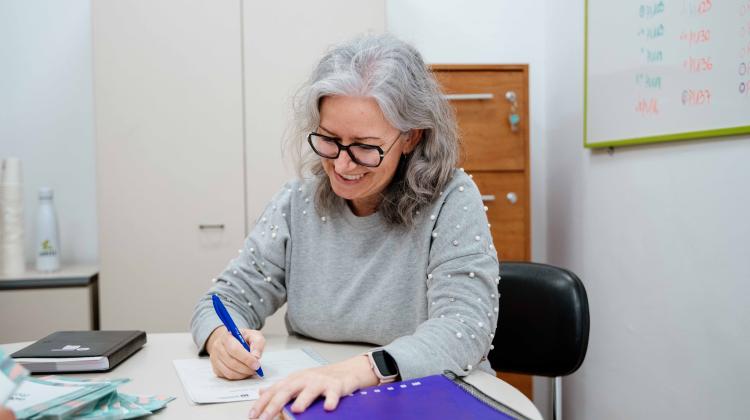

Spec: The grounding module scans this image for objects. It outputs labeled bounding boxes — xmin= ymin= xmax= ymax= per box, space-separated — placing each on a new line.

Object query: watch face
xmin=372 ymin=350 xmax=398 ymax=377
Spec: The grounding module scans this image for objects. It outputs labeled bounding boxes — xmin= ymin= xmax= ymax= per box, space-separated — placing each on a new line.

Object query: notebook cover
xmin=283 ymin=374 xmax=518 ymax=419
xmin=10 ymin=330 xmax=146 ymax=372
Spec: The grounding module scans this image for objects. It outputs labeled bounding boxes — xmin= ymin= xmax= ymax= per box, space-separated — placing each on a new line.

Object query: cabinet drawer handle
xmin=481 ymin=195 xmax=496 ymax=202
xmin=199 ymin=224 xmax=225 ymax=230
xmin=506 ymin=192 xmax=518 ymax=204
xmin=444 ymin=93 xmax=494 ymax=101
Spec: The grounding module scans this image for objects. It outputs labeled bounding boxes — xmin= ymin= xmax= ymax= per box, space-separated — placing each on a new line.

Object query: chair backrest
xmin=488 ymin=262 xmax=590 ymax=377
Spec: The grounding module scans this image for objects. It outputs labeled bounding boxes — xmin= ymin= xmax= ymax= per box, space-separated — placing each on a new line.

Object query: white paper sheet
xmin=173 ymin=348 xmax=325 ymax=404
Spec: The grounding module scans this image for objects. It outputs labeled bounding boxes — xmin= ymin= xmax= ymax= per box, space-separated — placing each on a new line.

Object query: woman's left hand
xmin=249 ymin=354 xmax=378 ymax=419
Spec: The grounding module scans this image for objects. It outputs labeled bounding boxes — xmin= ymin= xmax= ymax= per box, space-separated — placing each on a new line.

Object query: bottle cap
xmin=39 ymin=187 xmax=54 ymax=199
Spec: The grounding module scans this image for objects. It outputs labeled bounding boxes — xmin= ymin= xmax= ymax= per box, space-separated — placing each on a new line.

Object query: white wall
xmin=545 ymin=1 xmax=750 ymax=419
xmin=0 ymin=0 xmax=98 ymax=265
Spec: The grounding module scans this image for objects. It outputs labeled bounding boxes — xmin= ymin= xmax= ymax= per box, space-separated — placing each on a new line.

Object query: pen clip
xmin=212 ymin=294 xmax=232 ymax=329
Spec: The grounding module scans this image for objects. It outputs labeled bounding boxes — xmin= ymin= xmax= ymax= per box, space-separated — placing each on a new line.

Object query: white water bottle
xmin=36 ymin=187 xmax=60 ymax=272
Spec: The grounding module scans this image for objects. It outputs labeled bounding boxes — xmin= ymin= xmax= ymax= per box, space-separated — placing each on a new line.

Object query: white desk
xmin=1 ymin=333 xmax=542 ymax=419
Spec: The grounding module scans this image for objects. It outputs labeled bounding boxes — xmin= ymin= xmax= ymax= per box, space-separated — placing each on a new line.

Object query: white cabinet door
xmin=93 ymin=0 xmax=246 ymax=332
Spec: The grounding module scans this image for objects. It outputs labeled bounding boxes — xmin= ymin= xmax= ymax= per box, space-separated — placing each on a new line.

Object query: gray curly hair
xmin=287 ymin=33 xmax=460 ymax=226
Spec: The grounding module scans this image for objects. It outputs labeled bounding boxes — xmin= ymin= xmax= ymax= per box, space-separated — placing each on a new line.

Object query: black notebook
xmin=11 ymin=330 xmax=146 ymax=373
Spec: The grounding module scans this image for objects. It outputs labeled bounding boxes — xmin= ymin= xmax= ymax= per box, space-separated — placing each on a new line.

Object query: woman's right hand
xmin=0 ymin=406 xmax=15 ymax=420
xmin=206 ymin=326 xmax=266 ymax=380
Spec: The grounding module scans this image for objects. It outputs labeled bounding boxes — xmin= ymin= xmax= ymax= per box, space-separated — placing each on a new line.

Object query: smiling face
xmin=317 ymin=95 xmax=419 ymax=216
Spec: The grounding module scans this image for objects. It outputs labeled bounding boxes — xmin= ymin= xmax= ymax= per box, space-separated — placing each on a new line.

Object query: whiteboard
xmin=585 ymin=0 xmax=750 ymax=148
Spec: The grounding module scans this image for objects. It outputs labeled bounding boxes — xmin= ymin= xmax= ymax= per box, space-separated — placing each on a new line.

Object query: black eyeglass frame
xmin=307 ymin=131 xmax=405 ymax=168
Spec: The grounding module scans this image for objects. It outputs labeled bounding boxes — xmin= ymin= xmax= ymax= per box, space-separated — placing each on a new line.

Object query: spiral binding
xmin=443 ymin=371 xmax=531 ymax=420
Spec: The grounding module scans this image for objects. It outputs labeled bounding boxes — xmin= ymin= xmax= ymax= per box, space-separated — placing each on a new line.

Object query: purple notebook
xmin=283 ymin=373 xmax=528 ymax=419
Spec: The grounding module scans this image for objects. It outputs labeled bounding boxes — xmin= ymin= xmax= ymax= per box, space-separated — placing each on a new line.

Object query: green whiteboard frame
xmin=583 ymin=0 xmax=750 ymax=149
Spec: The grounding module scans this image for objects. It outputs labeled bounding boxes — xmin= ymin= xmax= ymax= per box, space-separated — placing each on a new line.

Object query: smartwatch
xmin=367 ymin=349 xmax=399 ymax=384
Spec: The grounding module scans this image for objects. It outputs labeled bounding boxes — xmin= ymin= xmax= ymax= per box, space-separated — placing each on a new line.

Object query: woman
xmin=190 ymin=34 xmax=500 ymax=419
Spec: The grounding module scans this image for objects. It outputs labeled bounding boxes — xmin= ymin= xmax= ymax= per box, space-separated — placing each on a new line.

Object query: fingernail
xmin=248 ymin=409 xmax=255 ymax=419
xmin=251 ymin=361 xmax=260 ymax=370
xmin=259 ymin=413 xmax=268 ymax=420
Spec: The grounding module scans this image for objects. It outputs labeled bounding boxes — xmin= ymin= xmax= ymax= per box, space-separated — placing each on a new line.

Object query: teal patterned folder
xmin=0 ymin=348 xmax=29 ymax=403
xmin=8 ymin=377 xmax=110 ymax=419
xmin=4 ymin=373 xmax=175 ymax=419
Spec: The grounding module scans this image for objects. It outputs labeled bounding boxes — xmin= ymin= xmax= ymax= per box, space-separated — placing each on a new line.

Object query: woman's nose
xmin=333 ymin=150 xmax=358 ymax=172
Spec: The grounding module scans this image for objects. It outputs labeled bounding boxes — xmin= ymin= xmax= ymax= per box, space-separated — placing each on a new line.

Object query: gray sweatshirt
xmin=190 ymin=169 xmax=500 ymax=379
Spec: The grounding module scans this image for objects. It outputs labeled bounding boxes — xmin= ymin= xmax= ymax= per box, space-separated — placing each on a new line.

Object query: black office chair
xmin=487 ymin=262 xmax=590 ymax=420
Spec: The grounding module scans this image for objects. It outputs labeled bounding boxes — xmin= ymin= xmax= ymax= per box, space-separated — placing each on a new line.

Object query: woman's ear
xmin=402 ymin=129 xmax=424 ymax=154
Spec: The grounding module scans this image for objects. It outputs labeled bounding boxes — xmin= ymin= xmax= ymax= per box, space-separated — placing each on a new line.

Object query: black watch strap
xmin=371 ymin=349 xmax=399 ymax=378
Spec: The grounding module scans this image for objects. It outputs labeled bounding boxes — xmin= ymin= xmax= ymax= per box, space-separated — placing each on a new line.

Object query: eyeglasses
xmin=307 ymin=131 xmax=405 ymax=168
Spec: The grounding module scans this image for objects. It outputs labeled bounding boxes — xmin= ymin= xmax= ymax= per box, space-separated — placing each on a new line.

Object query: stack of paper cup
xmin=1 ymin=157 xmax=26 ymax=276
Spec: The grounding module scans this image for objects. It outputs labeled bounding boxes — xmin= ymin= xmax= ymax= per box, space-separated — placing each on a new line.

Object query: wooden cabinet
xmin=472 ymin=172 xmax=528 ymax=261
xmin=435 ymin=69 xmax=527 ymax=171
xmin=432 ymin=65 xmax=532 ymax=398
xmin=432 ymin=65 xmax=530 ymax=262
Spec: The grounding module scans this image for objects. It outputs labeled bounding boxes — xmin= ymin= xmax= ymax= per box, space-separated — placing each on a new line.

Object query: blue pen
xmin=212 ymin=294 xmax=265 ymax=378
